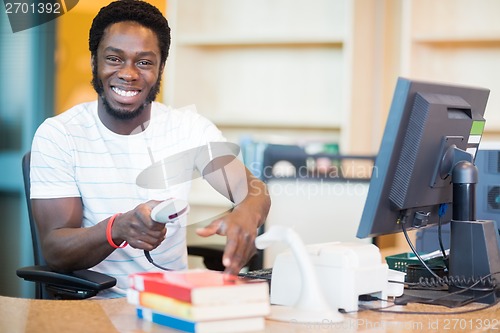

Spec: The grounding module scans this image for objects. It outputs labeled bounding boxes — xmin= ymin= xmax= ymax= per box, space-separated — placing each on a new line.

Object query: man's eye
xmin=106 ymin=56 xmax=121 ymax=63
xmin=138 ymin=60 xmax=153 ymax=66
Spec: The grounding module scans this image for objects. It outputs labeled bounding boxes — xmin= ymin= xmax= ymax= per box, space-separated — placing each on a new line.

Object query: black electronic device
xmin=475 ymin=146 xmax=500 ymax=225
xmin=145 ymin=198 xmax=190 ymax=271
xmin=356 ymin=77 xmax=500 ymax=304
xmin=416 ymin=147 xmax=500 ymax=254
xmin=16 ymin=265 xmax=116 ymax=299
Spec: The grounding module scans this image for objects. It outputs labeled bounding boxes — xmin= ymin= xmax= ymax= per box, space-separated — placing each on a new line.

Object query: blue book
xmin=136 ymin=307 xmax=265 ymax=333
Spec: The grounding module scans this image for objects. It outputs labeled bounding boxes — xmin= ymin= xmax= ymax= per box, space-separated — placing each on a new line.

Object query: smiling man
xmin=29 ymin=0 xmax=270 ymax=298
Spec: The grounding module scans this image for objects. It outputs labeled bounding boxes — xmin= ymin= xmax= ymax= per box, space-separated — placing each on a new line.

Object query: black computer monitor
xmin=356 ymin=77 xmax=500 ymax=304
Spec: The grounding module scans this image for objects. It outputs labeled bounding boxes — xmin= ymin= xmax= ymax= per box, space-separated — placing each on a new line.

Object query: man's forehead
xmin=99 ymin=21 xmax=161 ymax=51
xmin=104 ymin=20 xmax=153 ymax=34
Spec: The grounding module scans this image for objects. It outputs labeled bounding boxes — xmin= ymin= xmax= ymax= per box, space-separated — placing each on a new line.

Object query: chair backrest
xmin=22 ymin=152 xmax=47 ymax=298
xmin=22 ymin=152 xmax=45 ymax=265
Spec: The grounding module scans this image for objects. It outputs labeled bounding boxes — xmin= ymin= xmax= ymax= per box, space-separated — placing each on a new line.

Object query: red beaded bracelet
xmin=106 ymin=213 xmax=128 ymax=249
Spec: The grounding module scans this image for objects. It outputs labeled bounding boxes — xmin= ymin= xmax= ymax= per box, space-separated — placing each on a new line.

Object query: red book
xmin=128 ymin=269 xmax=269 ymax=305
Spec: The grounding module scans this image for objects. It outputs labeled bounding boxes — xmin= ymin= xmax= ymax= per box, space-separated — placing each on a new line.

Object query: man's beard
xmin=91 ymin=64 xmax=162 ymax=120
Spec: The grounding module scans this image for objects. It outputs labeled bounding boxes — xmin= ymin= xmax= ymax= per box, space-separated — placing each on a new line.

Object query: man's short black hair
xmin=89 ymin=0 xmax=171 ymax=67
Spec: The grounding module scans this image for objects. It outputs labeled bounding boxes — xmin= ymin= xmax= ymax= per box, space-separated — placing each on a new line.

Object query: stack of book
xmin=128 ymin=269 xmax=270 ymax=333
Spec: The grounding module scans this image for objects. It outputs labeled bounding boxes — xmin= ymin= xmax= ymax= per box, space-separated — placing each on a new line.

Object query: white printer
xmin=269 ymin=241 xmax=388 ymax=312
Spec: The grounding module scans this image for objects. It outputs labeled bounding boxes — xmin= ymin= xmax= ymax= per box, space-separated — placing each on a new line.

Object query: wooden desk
xmin=0 ymin=295 xmax=498 ymax=333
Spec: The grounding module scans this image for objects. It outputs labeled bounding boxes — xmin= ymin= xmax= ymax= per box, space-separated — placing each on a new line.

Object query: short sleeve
xmin=30 ymin=118 xmax=80 ymax=199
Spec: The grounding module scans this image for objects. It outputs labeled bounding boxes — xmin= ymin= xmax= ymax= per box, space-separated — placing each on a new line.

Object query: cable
xmin=345 ymin=289 xmax=499 ymax=316
xmin=418 ymin=274 xmax=498 ymax=292
xmin=144 ymin=250 xmax=173 ymax=271
xmin=393 ymin=271 xmax=499 ymax=293
xmin=355 ymin=302 xmax=399 ymax=313
xmin=400 ymin=215 xmax=441 ymax=280
xmin=142 ymin=143 xmax=172 ymax=271
xmin=437 ymin=203 xmax=449 ymax=267
xmin=346 ymin=276 xmax=499 ymax=316
xmin=366 ymin=294 xmax=499 ymax=315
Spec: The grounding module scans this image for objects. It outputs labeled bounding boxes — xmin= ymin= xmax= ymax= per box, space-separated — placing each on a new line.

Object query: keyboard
xmin=239 ymin=267 xmax=273 ymax=281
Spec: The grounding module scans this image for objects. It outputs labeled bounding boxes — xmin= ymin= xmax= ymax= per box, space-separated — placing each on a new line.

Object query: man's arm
xmin=32 ymin=197 xmax=167 ymax=272
xmin=196 ymin=156 xmax=271 ymax=274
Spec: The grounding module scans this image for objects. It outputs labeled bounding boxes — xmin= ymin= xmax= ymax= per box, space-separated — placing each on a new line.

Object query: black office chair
xmin=16 ymin=152 xmax=117 ymax=299
xmin=16 ymin=152 xmax=239 ymax=299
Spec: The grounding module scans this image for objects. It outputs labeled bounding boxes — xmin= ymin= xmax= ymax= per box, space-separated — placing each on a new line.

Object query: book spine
xmin=128 ymin=271 xmax=269 ymax=306
xmin=137 ymin=308 xmax=196 ymax=333
xmin=136 ymin=307 xmax=266 ymax=333
xmin=128 ymin=289 xmax=193 ymax=319
xmin=130 ymin=274 xmax=192 ymax=302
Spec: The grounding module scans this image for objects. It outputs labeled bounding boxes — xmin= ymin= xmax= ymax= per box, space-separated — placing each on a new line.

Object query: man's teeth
xmin=112 ymin=87 xmax=139 ymax=97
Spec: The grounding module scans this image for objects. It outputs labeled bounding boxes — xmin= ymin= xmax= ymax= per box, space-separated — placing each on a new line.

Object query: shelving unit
xmin=165 ymin=0 xmax=352 ymax=144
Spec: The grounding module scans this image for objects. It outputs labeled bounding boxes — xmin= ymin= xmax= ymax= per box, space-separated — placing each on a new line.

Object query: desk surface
xmin=0 ymin=295 xmax=498 ymax=333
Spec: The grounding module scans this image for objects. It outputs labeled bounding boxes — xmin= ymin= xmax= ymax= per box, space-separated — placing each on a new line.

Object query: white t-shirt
xmin=30 ymin=101 xmax=225 ymax=297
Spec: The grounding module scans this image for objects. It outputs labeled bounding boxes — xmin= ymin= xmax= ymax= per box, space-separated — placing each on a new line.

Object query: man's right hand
xmin=32 ymin=198 xmax=167 ymax=272
xmin=111 ymin=200 xmax=167 ymax=251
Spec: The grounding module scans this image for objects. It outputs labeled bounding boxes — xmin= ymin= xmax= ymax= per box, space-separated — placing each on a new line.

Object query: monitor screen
xmin=357 ymin=77 xmax=489 ymax=239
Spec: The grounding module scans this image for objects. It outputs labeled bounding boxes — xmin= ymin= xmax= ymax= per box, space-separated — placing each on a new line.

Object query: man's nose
xmin=118 ymin=63 xmax=139 ymax=81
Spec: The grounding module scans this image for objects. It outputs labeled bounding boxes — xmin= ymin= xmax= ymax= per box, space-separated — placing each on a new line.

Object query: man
xmin=30 ymin=0 xmax=270 ymax=298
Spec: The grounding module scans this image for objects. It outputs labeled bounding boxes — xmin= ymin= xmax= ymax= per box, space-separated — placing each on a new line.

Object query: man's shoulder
xmin=153 ymin=103 xmax=212 ymax=124
xmin=152 ymin=103 xmax=225 ymax=144
xmin=35 ymin=101 xmax=98 ymax=138
xmin=154 ymin=102 xmax=199 ymax=114
xmin=53 ymin=101 xmax=97 ymax=124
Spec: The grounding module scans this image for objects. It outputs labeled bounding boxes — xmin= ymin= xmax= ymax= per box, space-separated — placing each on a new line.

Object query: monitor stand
xmin=448 ymin=161 xmax=500 ymax=304
xmin=400 ymin=160 xmax=499 ymax=307
xmin=449 ymin=219 xmax=500 ymax=304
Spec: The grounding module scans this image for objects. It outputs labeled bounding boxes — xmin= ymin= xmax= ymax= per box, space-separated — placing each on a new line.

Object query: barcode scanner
xmin=144 ymin=198 xmax=190 ymax=270
xmin=151 ymin=198 xmax=190 ymax=223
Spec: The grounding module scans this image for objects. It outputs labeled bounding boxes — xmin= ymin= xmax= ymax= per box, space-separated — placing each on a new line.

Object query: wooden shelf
xmin=210 ymin=118 xmax=342 ymax=130
xmin=412 ymin=36 xmax=500 ymax=46
xmin=402 ymin=0 xmax=500 ymax=137
xmin=212 ymin=121 xmax=342 ymax=131
xmin=177 ymin=35 xmax=344 ymax=47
